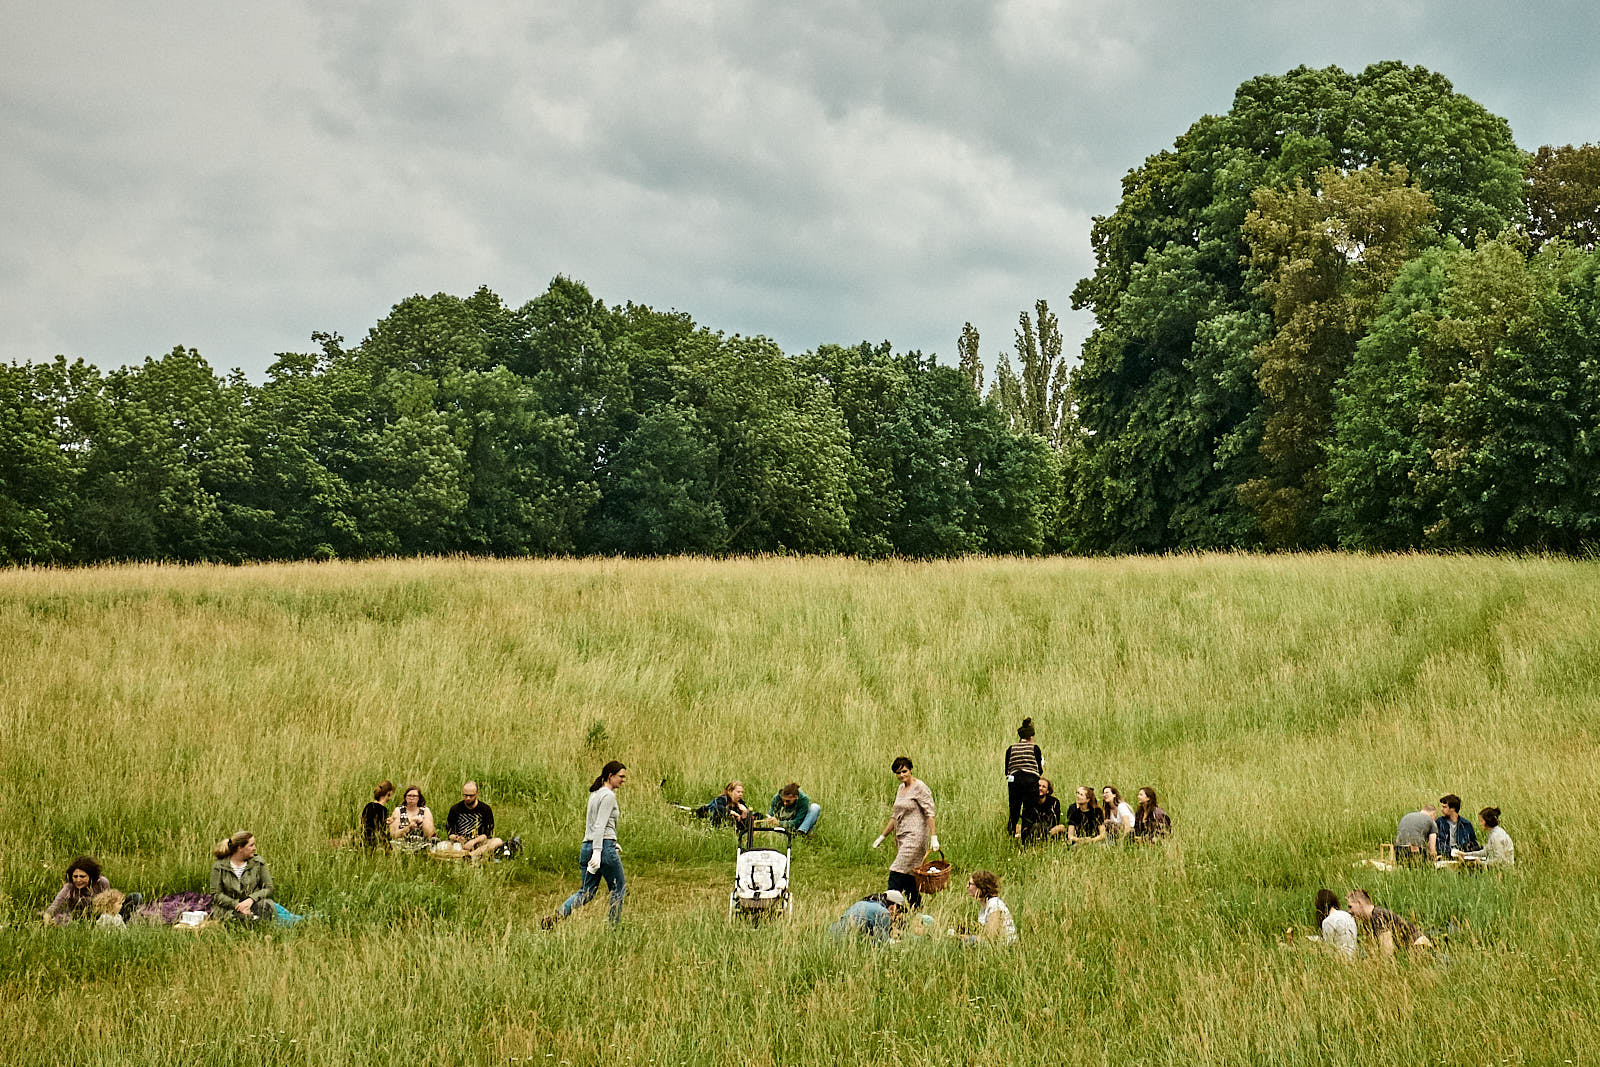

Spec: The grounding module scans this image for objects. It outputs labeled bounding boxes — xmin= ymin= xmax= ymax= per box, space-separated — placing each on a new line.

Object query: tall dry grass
xmin=1 ymin=555 xmax=1596 ymax=1064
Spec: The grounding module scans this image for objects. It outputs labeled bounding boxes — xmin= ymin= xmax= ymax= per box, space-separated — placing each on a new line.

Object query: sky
xmin=3 ymin=1 xmax=1597 ymax=381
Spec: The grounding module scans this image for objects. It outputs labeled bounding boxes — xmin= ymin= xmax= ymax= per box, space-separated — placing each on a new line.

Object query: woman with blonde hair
xmin=696 ymin=780 xmax=755 ymax=834
xmin=209 ymin=831 xmax=275 ymax=922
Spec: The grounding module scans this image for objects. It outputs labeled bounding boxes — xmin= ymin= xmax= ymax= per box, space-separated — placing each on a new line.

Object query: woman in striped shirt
xmin=1005 ymin=718 xmax=1043 ymax=838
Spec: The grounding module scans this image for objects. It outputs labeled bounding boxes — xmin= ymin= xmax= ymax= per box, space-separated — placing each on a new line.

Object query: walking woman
xmin=544 ymin=760 xmax=627 ymax=928
xmin=873 ymin=756 xmax=937 ymax=908
xmin=1005 ymin=718 xmax=1043 ymax=838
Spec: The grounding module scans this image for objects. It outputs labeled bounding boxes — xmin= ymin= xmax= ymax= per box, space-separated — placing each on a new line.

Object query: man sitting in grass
xmin=437 ymin=781 xmax=504 ymax=861
xmin=1433 ymin=794 xmax=1479 ymax=860
xmin=766 ymin=782 xmax=821 ymax=836
xmin=1393 ymin=801 xmax=1437 ymax=862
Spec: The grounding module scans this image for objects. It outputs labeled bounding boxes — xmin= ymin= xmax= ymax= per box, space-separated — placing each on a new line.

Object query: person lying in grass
xmin=44 ymin=856 xmax=142 ymax=925
xmin=696 ymin=780 xmax=756 ymax=833
xmin=1345 ymin=889 xmax=1430 ymax=954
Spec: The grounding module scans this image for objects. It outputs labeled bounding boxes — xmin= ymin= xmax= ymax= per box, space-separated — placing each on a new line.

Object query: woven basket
xmin=911 ymin=849 xmax=952 ymax=895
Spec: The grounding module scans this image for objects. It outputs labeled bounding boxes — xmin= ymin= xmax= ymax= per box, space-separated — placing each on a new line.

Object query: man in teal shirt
xmin=768 ymin=782 xmax=821 ymax=835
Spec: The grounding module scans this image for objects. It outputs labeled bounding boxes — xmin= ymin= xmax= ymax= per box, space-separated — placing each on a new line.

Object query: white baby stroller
xmin=728 ymin=825 xmax=792 ymax=926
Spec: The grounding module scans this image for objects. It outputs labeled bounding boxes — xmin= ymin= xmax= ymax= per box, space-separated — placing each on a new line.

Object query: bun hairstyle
xmin=1017 ymin=717 xmax=1035 ymax=740
xmin=590 ymin=760 xmax=626 ymax=792
xmin=374 ymin=779 xmax=395 ymax=801
xmin=1314 ymin=888 xmax=1339 ymax=922
xmin=1480 ymin=806 xmax=1501 ymax=828
xmin=213 ymin=830 xmax=253 ymax=860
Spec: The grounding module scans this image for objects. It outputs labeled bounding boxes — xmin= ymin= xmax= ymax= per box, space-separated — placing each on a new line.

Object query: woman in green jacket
xmin=209 ymin=831 xmax=275 ymax=922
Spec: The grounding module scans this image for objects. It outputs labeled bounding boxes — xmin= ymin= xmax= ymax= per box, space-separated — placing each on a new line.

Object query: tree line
xmin=4 ymin=61 xmax=1600 ymax=564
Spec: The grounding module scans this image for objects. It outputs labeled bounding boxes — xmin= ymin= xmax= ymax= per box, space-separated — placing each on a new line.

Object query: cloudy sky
xmin=3 ymin=1 xmax=1596 ymax=381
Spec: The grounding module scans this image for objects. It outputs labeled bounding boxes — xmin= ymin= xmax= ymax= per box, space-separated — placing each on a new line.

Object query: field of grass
xmin=2 ymin=554 xmax=1598 ymax=1065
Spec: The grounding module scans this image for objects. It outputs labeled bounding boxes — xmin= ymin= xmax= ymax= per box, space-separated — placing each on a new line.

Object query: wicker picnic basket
xmin=911 ymin=849 xmax=952 ymax=895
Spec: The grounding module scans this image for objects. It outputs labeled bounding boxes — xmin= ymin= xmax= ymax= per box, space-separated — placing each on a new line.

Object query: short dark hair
xmin=1439 ymin=794 xmax=1462 ymax=812
xmin=891 ymin=756 xmax=913 ymax=773
xmin=1480 ymin=806 xmax=1501 ymax=828
xmin=66 ymin=855 xmax=102 ymax=885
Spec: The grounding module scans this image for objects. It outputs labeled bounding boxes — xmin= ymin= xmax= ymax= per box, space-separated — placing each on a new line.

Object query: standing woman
xmin=209 ymin=831 xmax=275 ymax=922
xmin=1005 ymin=718 xmax=1043 ymax=838
xmin=873 ymin=756 xmax=938 ymax=909
xmin=544 ymin=760 xmax=628 ymax=927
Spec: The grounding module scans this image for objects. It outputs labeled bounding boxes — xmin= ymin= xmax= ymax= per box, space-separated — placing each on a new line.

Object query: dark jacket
xmin=1134 ymin=805 xmax=1171 ymax=840
xmin=1434 ymin=814 xmax=1480 ymax=858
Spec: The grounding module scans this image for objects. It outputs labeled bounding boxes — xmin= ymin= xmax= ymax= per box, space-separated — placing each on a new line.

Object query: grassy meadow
xmin=2 ymin=554 xmax=1597 ymax=1065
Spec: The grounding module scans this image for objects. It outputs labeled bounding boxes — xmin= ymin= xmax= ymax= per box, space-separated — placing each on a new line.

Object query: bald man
xmin=439 ymin=781 xmax=503 ymax=860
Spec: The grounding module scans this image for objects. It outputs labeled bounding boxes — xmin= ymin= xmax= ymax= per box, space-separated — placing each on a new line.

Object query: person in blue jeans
xmin=543 ymin=760 xmax=627 ymax=928
xmin=767 ymin=782 xmax=822 ymax=835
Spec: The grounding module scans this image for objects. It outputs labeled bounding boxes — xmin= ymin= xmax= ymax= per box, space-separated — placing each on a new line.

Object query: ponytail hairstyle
xmin=1016 ymin=717 xmax=1035 ymax=740
xmin=374 ymin=779 xmax=395 ymax=802
xmin=213 ymin=830 xmax=253 ymax=860
xmin=1480 ymin=806 xmax=1501 ymax=828
xmin=590 ymin=760 xmax=626 ymax=792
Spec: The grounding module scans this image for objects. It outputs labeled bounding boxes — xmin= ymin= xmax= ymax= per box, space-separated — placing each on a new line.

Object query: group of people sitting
xmin=688 ymin=780 xmax=822 ymax=836
xmin=1393 ymin=795 xmax=1515 ymax=867
xmin=1313 ymin=888 xmax=1434 ymax=957
xmin=832 ymin=869 xmax=1018 ymax=947
xmin=359 ymin=779 xmax=520 ymax=861
xmin=43 ymin=830 xmax=294 ymax=927
xmin=1004 ymin=720 xmax=1171 ymax=847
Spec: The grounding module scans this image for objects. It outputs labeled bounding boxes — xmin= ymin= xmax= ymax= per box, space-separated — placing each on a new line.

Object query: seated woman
xmin=956 ymin=870 xmax=1018 ymax=945
xmin=1314 ymin=888 xmax=1357 ymax=958
xmin=1133 ymin=786 xmax=1172 ymax=840
xmin=1460 ymin=807 xmax=1515 ymax=868
xmin=1102 ymin=786 xmax=1135 ymax=840
xmin=1345 ymin=889 xmax=1430 ymax=955
xmin=209 ymin=831 xmax=276 ymax=923
xmin=388 ymin=785 xmax=437 ymax=854
xmin=361 ymin=780 xmax=395 ymax=850
xmin=696 ymin=780 xmax=756 ymax=833
xmin=1019 ymin=778 xmax=1065 ymax=845
xmin=1066 ymin=786 xmax=1106 ymax=844
xmin=43 ymin=856 xmax=142 ymax=925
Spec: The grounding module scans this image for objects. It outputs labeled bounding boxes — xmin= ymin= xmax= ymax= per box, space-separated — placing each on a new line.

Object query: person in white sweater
xmin=1461 ymin=806 xmax=1515 ymax=868
xmin=544 ymin=760 xmax=628 ymax=927
xmin=1314 ymin=888 xmax=1357 ymax=958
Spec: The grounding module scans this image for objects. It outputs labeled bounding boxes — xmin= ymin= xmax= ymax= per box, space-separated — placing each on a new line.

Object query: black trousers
xmin=1007 ymin=773 xmax=1039 ymax=833
xmin=887 ymin=869 xmax=922 ymax=909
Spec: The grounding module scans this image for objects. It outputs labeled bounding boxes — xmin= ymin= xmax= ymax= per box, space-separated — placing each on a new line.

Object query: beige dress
xmin=890 ymin=779 xmax=935 ymax=874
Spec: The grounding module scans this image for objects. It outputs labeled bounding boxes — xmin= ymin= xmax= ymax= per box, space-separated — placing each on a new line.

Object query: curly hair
xmin=969 ymin=869 xmax=1002 ymax=900
xmin=65 ymin=855 xmax=102 ymax=885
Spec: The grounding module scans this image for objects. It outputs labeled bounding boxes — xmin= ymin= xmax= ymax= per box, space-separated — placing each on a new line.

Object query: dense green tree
xmin=0 ymin=358 xmax=95 ymax=563
xmin=1525 ymin=143 xmax=1600 ymax=251
xmin=995 ymin=300 xmax=1068 ymax=446
xmin=1328 ymin=238 xmax=1600 ymax=549
xmin=1240 ymin=165 xmax=1437 ymax=546
xmin=1068 ymin=62 xmax=1523 ymax=551
xmin=957 ymin=322 xmax=983 ymax=395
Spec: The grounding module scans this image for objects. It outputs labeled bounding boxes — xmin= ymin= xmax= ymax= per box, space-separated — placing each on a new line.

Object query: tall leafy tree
xmin=1068 ymin=62 xmax=1523 ymax=551
xmin=0 ymin=358 xmax=95 ymax=563
xmin=1240 ymin=165 xmax=1437 ymax=546
xmin=1524 ymin=143 xmax=1600 ymax=251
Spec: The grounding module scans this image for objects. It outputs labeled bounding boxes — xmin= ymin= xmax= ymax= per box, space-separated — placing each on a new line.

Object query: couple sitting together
xmin=695 ymin=780 xmax=821 ymax=836
xmin=361 ymin=779 xmax=518 ymax=860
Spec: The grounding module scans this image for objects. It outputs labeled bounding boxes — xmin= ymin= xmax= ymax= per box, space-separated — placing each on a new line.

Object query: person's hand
xmin=930 ymin=835 xmax=940 ymax=851
xmin=872 ymin=835 xmax=884 ymax=849
xmin=235 ymin=899 xmax=252 ymax=914
xmin=586 ymin=853 xmax=601 ymax=874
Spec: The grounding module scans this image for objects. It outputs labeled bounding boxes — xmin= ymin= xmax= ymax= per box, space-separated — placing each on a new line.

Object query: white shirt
xmin=1112 ymin=802 xmax=1135 ymax=833
xmin=978 ymin=897 xmax=1018 ymax=944
xmin=1321 ymin=908 xmax=1357 ymax=957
